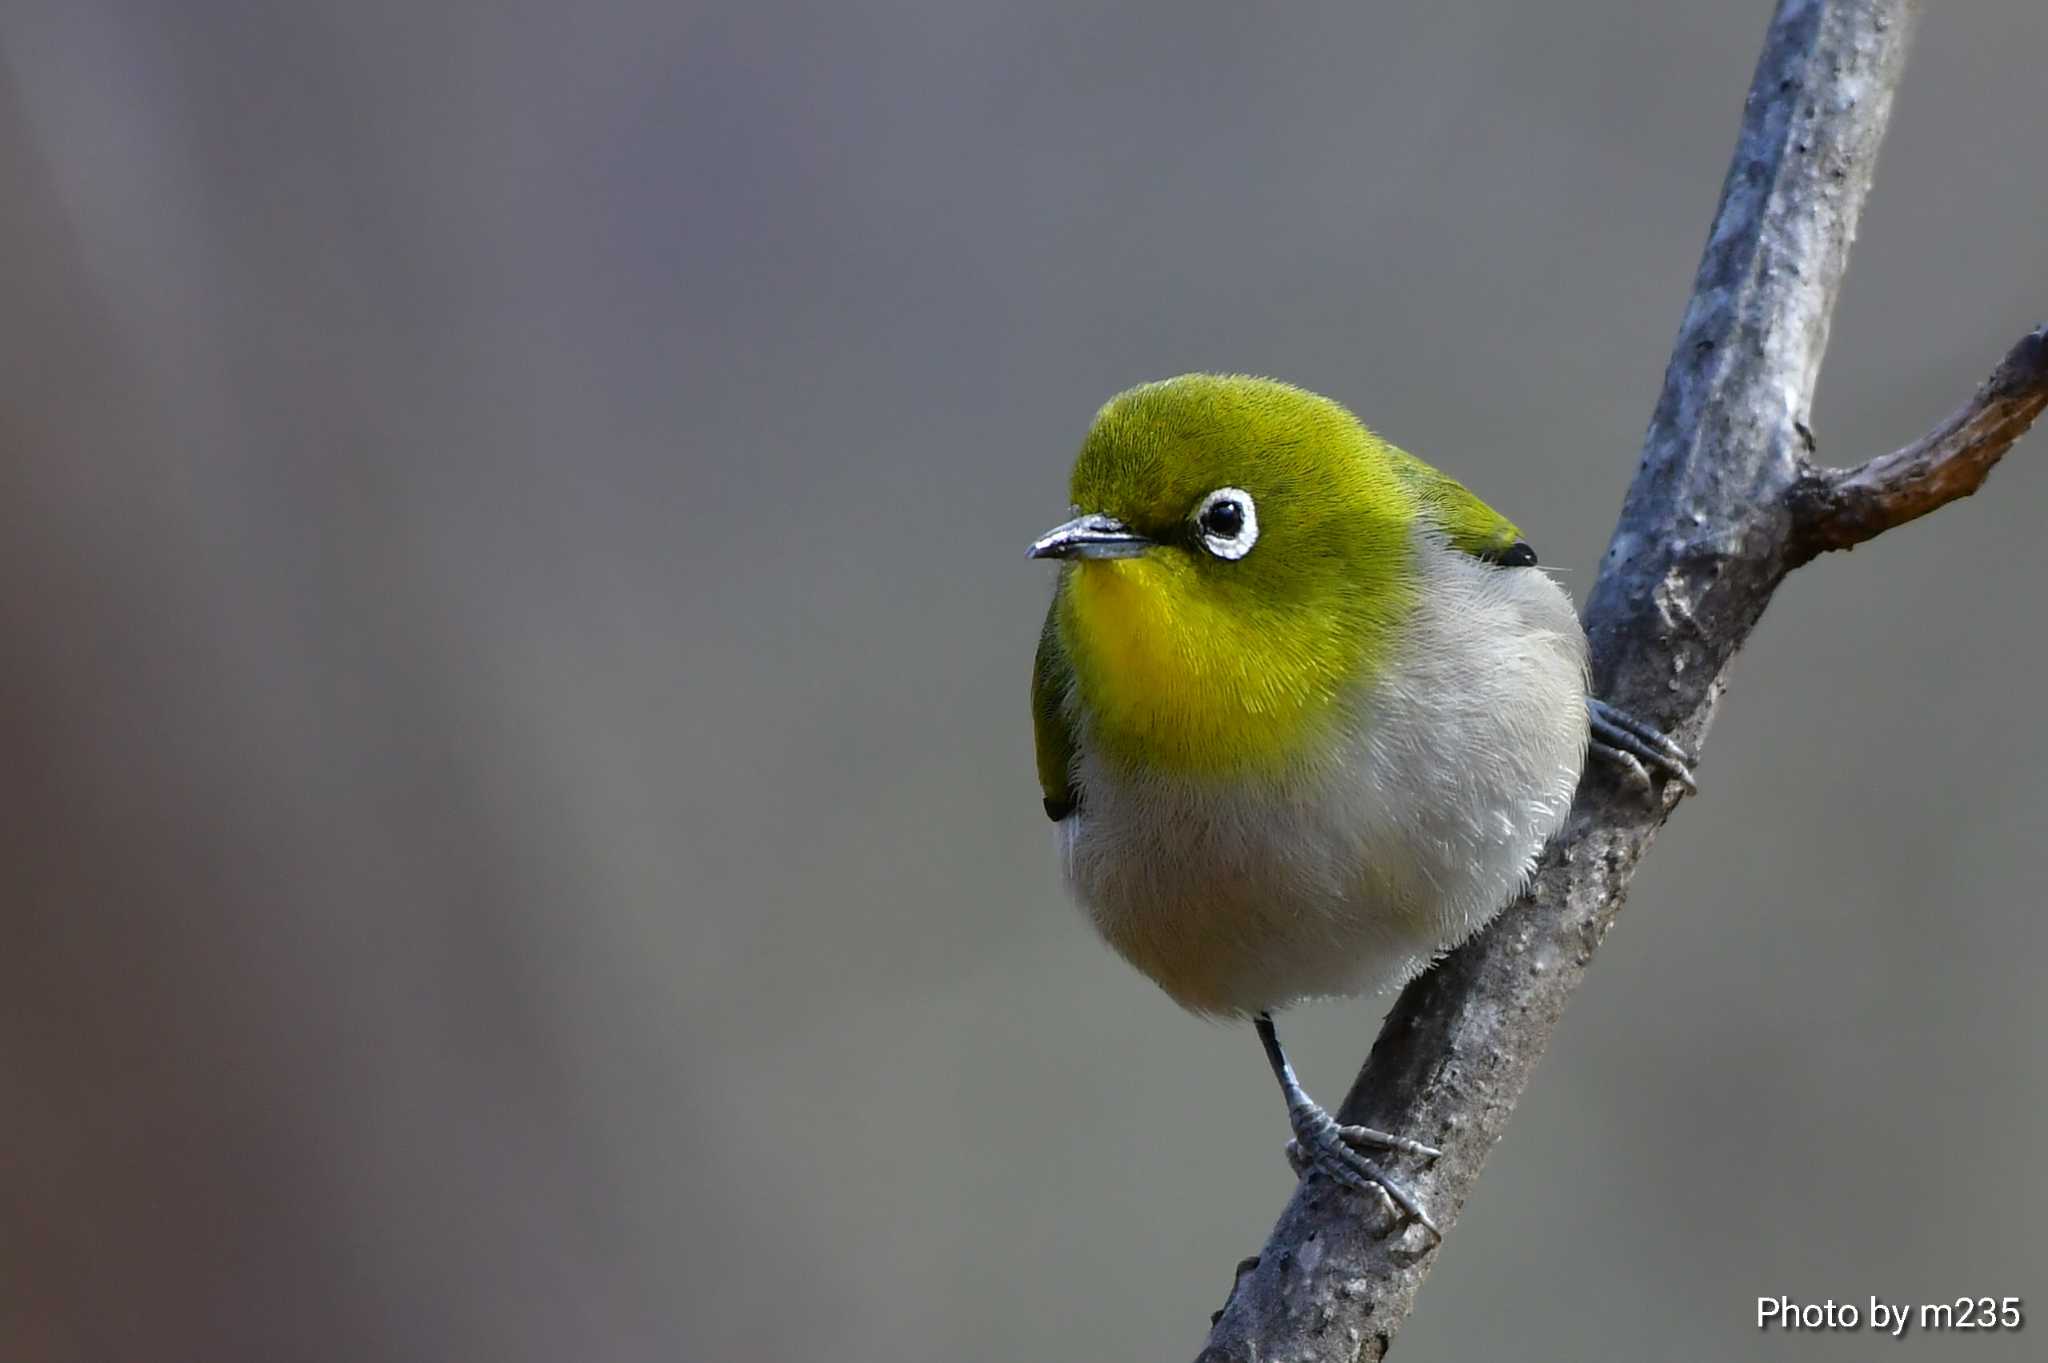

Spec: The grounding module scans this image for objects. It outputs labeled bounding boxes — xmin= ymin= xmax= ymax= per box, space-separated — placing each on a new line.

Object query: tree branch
xmin=1195 ymin=2 xmax=1971 ymax=1358
xmin=1789 ymin=325 xmax=2048 ymax=561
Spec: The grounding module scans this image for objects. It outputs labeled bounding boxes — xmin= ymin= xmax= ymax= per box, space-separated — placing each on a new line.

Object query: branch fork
xmin=1195 ymin=3 xmax=2044 ymax=1358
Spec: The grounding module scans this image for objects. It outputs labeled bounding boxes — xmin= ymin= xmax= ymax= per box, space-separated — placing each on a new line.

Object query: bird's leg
xmin=1255 ymin=1013 xmax=1441 ymax=1241
xmin=1587 ymin=697 xmax=1696 ymax=794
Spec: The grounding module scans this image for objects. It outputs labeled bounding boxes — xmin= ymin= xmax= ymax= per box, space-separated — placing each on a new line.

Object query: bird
xmin=1027 ymin=374 xmax=1692 ymax=1237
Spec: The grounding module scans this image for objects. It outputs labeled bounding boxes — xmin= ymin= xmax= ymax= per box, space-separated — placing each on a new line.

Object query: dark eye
xmin=1194 ymin=486 xmax=1259 ymax=560
xmin=1200 ymin=499 xmax=1245 ymax=538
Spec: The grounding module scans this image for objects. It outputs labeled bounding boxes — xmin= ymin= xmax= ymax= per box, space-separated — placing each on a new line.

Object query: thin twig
xmin=1790 ymin=326 xmax=2048 ymax=561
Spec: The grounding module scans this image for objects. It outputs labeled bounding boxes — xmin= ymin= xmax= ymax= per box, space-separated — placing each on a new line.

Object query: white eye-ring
xmin=1195 ymin=486 xmax=1258 ymax=560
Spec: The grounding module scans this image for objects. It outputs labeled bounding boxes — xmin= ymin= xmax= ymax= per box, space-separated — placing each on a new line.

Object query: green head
xmin=1029 ymin=374 xmax=1522 ymax=777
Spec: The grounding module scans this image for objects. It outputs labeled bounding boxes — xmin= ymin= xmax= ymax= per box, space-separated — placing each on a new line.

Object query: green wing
xmin=1386 ymin=445 xmax=1535 ymax=564
xmin=1031 ymin=587 xmax=1079 ymax=822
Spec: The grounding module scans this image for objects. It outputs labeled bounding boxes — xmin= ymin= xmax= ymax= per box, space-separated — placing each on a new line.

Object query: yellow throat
xmin=1059 ymin=554 xmax=1390 ymax=779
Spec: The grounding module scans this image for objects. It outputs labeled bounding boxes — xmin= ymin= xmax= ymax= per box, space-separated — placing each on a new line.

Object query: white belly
xmin=1059 ymin=540 xmax=1589 ymax=1018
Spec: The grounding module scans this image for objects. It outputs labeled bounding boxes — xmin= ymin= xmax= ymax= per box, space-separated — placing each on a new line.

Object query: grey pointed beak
xmin=1026 ymin=512 xmax=1154 ymax=561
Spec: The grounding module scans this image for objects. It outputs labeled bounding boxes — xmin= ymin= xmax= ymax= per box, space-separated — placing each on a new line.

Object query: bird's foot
xmin=1587 ymin=697 xmax=1696 ymax=796
xmin=1281 ymin=1099 xmax=1442 ymax=1242
xmin=1283 ymin=1122 xmax=1440 ymax=1167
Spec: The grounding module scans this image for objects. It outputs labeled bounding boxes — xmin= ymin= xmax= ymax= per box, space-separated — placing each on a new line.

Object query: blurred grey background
xmin=2 ymin=3 xmax=2043 ymax=1360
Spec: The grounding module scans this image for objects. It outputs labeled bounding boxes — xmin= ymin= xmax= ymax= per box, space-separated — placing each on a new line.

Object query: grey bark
xmin=1194 ymin=2 xmax=2042 ymax=1358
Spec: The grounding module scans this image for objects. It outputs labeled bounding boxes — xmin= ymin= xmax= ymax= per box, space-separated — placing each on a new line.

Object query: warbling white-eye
xmin=1028 ymin=374 xmax=1692 ymax=1236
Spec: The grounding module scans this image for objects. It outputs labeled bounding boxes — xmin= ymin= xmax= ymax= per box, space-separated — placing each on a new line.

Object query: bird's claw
xmin=1284 ymin=1124 xmax=1441 ymax=1167
xmin=1587 ymin=697 xmax=1696 ymax=795
xmin=1283 ymin=1110 xmax=1442 ymax=1242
